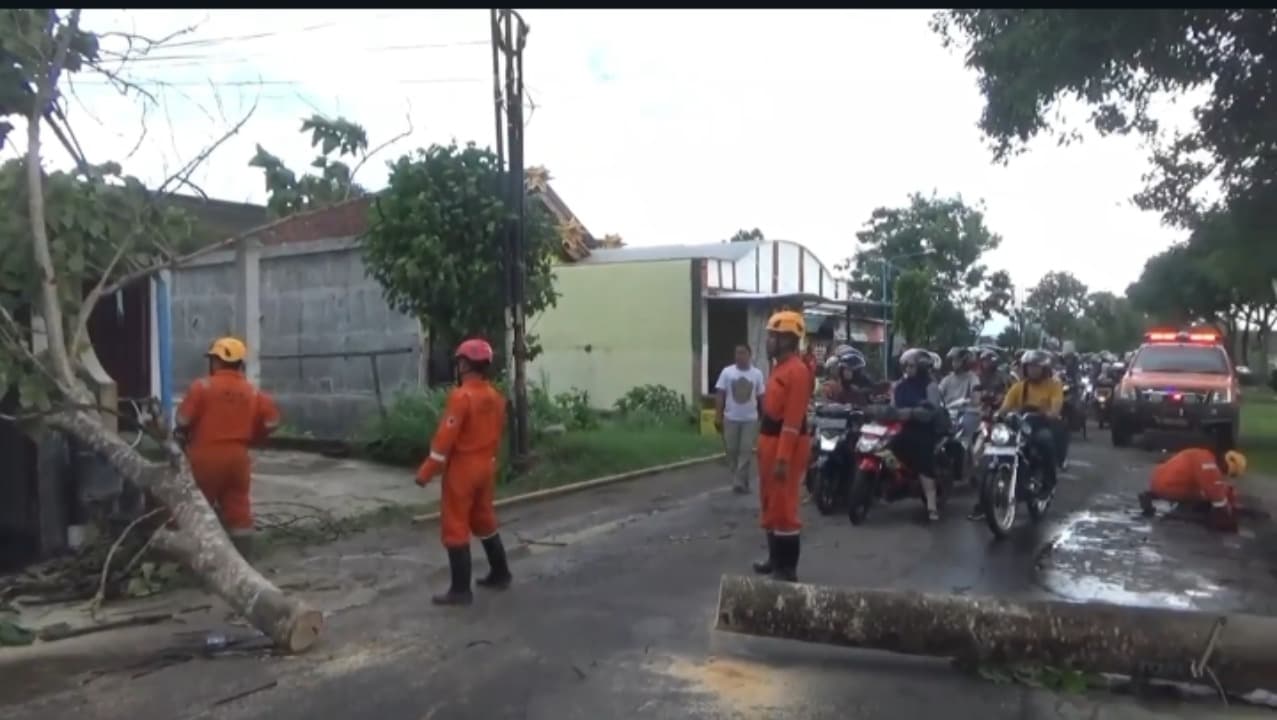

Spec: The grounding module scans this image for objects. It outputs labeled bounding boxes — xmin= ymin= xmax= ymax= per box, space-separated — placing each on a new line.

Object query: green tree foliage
xmin=361 ymin=141 xmax=559 ymax=357
xmin=1127 ymin=212 xmax=1276 ymax=359
xmin=249 ymin=114 xmax=374 ymax=218
xmin=1082 ymin=291 xmax=1144 ymax=351
xmin=841 ymin=192 xmax=1013 ymax=345
xmin=0 ymin=11 xmax=198 ymax=410
xmin=892 ymin=269 xmax=933 ymax=346
xmin=932 ymin=10 xmax=1277 ymax=228
xmin=1024 ymin=271 xmax=1089 ymax=342
xmin=727 ymin=227 xmax=765 ymax=243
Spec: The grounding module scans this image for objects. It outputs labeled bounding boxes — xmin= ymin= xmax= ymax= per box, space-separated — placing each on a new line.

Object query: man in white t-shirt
xmin=714 ymin=344 xmax=766 ymax=494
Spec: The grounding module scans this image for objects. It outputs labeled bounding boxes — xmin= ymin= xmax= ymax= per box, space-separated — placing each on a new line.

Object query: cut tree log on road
xmin=53 ymin=411 xmax=325 ymax=653
xmin=715 ymin=575 xmax=1277 ymax=695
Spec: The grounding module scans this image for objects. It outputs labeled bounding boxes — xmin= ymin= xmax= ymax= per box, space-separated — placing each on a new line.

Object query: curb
xmin=410 ymin=453 xmax=725 ymax=523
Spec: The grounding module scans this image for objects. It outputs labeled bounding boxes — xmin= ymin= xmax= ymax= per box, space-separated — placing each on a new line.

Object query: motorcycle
xmin=1061 ymin=379 xmax=1088 ymax=440
xmin=806 ymin=402 xmax=866 ymax=515
xmin=941 ymin=397 xmax=979 ymax=487
xmin=1092 ymin=381 xmax=1114 ymax=429
xmin=846 ymin=405 xmax=952 ymax=525
xmin=976 ymin=410 xmax=1055 ymax=539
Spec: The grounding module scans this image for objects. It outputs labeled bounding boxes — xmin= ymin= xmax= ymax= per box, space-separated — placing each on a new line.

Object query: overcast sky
xmin=55 ymin=9 xmax=1195 ymax=299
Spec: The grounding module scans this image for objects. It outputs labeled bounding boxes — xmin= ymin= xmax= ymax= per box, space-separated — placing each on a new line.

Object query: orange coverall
xmin=416 ymin=376 xmax=507 ymax=548
xmin=757 ymin=355 xmax=813 ymax=534
xmin=176 ymin=369 xmax=280 ymax=533
xmin=1149 ymin=447 xmax=1238 ymax=531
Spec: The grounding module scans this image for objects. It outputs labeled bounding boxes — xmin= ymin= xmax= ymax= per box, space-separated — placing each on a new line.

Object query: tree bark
xmin=715 ymin=576 xmax=1277 ymax=695
xmin=52 ymin=410 xmax=325 ymax=653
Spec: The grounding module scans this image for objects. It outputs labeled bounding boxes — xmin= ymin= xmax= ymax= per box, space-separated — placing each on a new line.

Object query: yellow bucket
xmin=699 ymin=408 xmax=719 ymax=436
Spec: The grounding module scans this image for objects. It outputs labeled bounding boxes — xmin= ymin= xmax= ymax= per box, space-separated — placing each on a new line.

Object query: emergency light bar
xmin=1143 ymin=328 xmax=1222 ymax=345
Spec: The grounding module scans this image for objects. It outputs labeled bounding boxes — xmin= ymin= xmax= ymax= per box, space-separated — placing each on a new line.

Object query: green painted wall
xmin=529 ymin=259 xmax=693 ymax=409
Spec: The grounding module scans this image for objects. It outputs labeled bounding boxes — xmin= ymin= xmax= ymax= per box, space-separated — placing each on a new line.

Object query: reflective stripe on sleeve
xmin=1212 ymin=498 xmax=1230 ymax=508
xmin=429 ymin=451 xmax=447 ymax=462
xmin=781 ymin=427 xmax=799 ymax=435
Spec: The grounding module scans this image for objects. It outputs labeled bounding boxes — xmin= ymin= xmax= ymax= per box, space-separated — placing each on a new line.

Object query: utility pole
xmin=490 ymin=9 xmax=532 ymax=463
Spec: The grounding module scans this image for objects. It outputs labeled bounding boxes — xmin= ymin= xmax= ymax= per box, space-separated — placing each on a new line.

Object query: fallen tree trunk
xmin=52 ymin=410 xmax=324 ymax=653
xmin=715 ymin=575 xmax=1277 ymax=695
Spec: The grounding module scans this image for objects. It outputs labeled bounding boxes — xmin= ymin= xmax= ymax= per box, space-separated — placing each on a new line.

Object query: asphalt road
xmin=8 ymin=431 xmax=1276 ymax=720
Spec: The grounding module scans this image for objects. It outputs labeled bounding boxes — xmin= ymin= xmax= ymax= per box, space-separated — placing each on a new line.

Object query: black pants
xmin=890 ymin=419 xmax=937 ymax=477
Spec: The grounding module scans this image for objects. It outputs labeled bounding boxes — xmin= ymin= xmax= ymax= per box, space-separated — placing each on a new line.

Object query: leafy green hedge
xmin=359 ymin=381 xmax=692 ymax=467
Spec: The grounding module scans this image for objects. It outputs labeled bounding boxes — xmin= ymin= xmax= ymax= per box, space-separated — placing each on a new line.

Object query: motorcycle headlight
xmin=819 ymin=435 xmax=838 ymax=452
xmin=1211 ymin=389 xmax=1232 ymax=404
xmin=990 ymin=425 xmax=1013 ymax=445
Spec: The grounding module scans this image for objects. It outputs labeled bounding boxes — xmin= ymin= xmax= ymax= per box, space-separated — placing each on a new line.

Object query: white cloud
xmin=45 ymin=9 xmax=1193 ymax=295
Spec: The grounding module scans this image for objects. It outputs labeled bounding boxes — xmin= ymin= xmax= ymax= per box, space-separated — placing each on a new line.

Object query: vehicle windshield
xmin=1133 ymin=345 xmax=1230 ymax=375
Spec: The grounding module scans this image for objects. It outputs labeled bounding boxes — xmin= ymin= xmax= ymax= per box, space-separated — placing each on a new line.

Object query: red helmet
xmin=455 ymin=338 xmax=494 ymax=363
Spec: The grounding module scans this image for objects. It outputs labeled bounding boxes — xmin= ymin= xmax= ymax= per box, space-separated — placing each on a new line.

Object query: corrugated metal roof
xmin=576 ymin=241 xmax=762 ymax=265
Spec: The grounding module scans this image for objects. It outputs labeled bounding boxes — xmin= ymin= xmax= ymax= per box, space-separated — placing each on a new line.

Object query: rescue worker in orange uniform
xmin=1139 ymin=448 xmax=1247 ymax=532
xmin=751 ymin=310 xmax=814 ymax=582
xmin=175 ymin=337 xmax=280 ymax=560
xmin=415 ymin=338 xmax=511 ymax=606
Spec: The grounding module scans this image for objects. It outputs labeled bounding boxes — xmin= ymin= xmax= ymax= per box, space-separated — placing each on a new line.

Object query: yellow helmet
xmin=207 ymin=337 xmax=248 ymax=363
xmin=766 ymin=310 xmax=805 ymax=338
xmin=1224 ymin=450 xmax=1247 ymax=478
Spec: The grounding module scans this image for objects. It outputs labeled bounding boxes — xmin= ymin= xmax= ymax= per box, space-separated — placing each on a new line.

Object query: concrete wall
xmin=529 ymin=259 xmax=694 ymax=409
xmin=171 ymin=237 xmax=422 ymax=438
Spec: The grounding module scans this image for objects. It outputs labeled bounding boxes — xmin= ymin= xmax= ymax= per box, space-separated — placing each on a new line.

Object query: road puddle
xmin=1037 ymin=495 xmax=1234 ymax=610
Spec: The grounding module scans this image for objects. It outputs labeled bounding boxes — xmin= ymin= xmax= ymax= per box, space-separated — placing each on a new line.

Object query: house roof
xmin=161 ymin=194 xmax=269 ymax=242
xmin=577 ymin=241 xmax=761 ymax=265
xmin=214 ymin=168 xmax=612 ymax=262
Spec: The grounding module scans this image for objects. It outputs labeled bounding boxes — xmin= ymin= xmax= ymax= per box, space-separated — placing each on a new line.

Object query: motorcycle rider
xmin=998 ymin=349 xmax=1067 ymax=493
xmin=975 ymin=349 xmax=1010 ymax=407
xmin=822 ymin=347 xmax=876 ymax=404
xmin=890 ymin=348 xmax=945 ymax=522
xmin=938 ymin=346 xmax=979 ymax=405
xmin=967 ymin=348 xmax=1011 ymax=521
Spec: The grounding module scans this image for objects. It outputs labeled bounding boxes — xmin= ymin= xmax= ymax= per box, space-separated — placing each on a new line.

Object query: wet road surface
xmin=7 ymin=434 xmax=1276 ymax=719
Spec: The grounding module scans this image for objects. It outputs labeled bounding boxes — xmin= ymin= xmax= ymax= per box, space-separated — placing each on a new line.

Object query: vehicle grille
xmin=1138 ymin=390 xmax=1207 ymax=405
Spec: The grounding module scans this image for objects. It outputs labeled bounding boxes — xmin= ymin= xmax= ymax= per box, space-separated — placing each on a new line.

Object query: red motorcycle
xmin=846 ymin=405 xmax=953 ymax=524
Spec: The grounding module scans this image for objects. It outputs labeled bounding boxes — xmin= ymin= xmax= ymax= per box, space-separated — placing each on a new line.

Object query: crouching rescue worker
xmin=415 ymin=338 xmax=512 ymax=606
xmin=175 ymin=337 xmax=280 ymax=561
xmin=751 ymin=310 xmax=814 ymax=583
xmin=1139 ymin=448 xmax=1247 ymax=532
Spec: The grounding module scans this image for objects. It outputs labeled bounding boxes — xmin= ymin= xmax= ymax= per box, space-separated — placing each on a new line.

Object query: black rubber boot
xmin=770 ymin=534 xmax=800 ymax=583
xmin=1138 ymin=491 xmax=1156 ymax=517
xmin=752 ymin=532 xmax=775 ymax=575
xmin=432 ymin=546 xmax=474 ymax=606
xmin=476 ymin=534 xmax=512 ymax=590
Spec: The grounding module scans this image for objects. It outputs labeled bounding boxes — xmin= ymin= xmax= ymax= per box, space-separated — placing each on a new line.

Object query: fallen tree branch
xmin=88 ymin=507 xmax=168 ymax=616
xmin=714 ymin=576 xmax=1277 ymax=698
xmin=50 ymin=410 xmax=324 ymax=653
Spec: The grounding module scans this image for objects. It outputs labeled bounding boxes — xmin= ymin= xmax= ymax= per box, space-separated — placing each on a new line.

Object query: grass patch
xmin=500 ymin=422 xmax=722 ymax=498
xmin=1241 ymin=388 xmax=1277 ymax=475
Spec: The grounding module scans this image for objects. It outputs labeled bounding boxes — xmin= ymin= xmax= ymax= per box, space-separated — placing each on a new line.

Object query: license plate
xmin=1156 ymin=416 xmax=1189 ymax=427
xmin=983 ymin=445 xmax=1017 ymax=456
